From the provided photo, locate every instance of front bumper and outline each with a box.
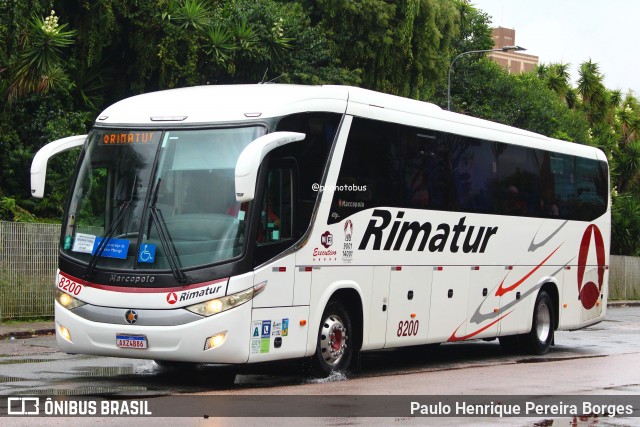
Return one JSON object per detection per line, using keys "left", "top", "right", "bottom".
{"left": 55, "top": 300, "right": 252, "bottom": 364}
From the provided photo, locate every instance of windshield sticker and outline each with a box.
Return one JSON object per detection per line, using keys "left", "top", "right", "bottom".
{"left": 92, "top": 237, "right": 130, "bottom": 259}
{"left": 72, "top": 233, "right": 97, "bottom": 254}
{"left": 137, "top": 244, "right": 156, "bottom": 263}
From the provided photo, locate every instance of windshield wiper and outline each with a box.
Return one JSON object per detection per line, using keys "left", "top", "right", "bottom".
{"left": 84, "top": 176, "right": 137, "bottom": 280}
{"left": 147, "top": 178, "right": 188, "bottom": 284}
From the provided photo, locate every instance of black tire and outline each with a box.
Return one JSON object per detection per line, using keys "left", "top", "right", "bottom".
{"left": 523, "top": 291, "right": 555, "bottom": 355}
{"left": 311, "top": 301, "right": 354, "bottom": 377}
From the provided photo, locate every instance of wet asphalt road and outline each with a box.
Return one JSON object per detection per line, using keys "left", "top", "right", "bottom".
{"left": 0, "top": 306, "right": 639, "bottom": 425}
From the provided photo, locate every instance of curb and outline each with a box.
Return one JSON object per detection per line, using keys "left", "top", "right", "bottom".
{"left": 0, "top": 328, "right": 55, "bottom": 341}
{"left": 608, "top": 300, "right": 640, "bottom": 307}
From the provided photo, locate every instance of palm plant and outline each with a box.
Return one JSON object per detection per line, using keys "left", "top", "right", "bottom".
{"left": 611, "top": 192, "right": 640, "bottom": 255}
{"left": 163, "top": 0, "right": 212, "bottom": 31}
{"left": 577, "top": 60, "right": 607, "bottom": 124}
{"left": 205, "top": 25, "right": 237, "bottom": 65}
{"left": 8, "top": 10, "right": 76, "bottom": 101}
{"left": 616, "top": 140, "right": 640, "bottom": 193}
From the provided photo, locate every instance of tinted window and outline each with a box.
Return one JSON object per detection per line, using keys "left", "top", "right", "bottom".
{"left": 452, "top": 136, "right": 497, "bottom": 213}
{"left": 329, "top": 117, "right": 608, "bottom": 224}
{"left": 274, "top": 112, "right": 341, "bottom": 237}
{"left": 497, "top": 143, "right": 542, "bottom": 217}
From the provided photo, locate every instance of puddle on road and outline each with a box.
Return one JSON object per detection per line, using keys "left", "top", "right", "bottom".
{"left": 73, "top": 366, "right": 135, "bottom": 377}
{"left": 0, "top": 358, "right": 56, "bottom": 365}
{"left": 517, "top": 354, "right": 607, "bottom": 364}
{"left": 306, "top": 370, "right": 348, "bottom": 384}
{"left": 0, "top": 375, "right": 25, "bottom": 383}
{"left": 8, "top": 385, "right": 154, "bottom": 396}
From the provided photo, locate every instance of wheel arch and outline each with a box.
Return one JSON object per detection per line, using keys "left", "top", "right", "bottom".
{"left": 306, "top": 281, "right": 364, "bottom": 357}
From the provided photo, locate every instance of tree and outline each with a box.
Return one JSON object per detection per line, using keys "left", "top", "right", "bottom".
{"left": 450, "top": 59, "right": 590, "bottom": 142}
{"left": 611, "top": 193, "right": 640, "bottom": 256}
{"left": 302, "top": 0, "right": 461, "bottom": 99}
{"left": 577, "top": 59, "right": 611, "bottom": 125}
{"left": 8, "top": 10, "right": 76, "bottom": 101}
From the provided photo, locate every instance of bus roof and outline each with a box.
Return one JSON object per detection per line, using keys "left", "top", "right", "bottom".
{"left": 96, "top": 84, "right": 606, "bottom": 162}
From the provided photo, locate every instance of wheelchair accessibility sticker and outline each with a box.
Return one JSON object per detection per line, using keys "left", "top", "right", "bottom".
{"left": 138, "top": 244, "right": 156, "bottom": 263}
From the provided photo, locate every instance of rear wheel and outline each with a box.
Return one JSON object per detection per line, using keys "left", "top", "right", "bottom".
{"left": 523, "top": 290, "right": 554, "bottom": 354}
{"left": 311, "top": 301, "right": 353, "bottom": 377}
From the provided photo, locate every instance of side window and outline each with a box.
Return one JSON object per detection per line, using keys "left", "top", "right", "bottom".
{"left": 275, "top": 112, "right": 341, "bottom": 236}
{"left": 575, "top": 158, "right": 608, "bottom": 220}
{"left": 330, "top": 118, "right": 402, "bottom": 223}
{"left": 404, "top": 129, "right": 454, "bottom": 211}
{"left": 497, "top": 143, "right": 541, "bottom": 217}
{"left": 257, "top": 168, "right": 293, "bottom": 244}
{"left": 549, "top": 153, "right": 575, "bottom": 219}
{"left": 451, "top": 136, "right": 496, "bottom": 213}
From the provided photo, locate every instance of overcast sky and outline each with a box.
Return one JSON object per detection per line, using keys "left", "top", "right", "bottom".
{"left": 472, "top": 0, "right": 640, "bottom": 96}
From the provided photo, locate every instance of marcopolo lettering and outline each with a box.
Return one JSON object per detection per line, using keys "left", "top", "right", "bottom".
{"left": 358, "top": 209, "right": 498, "bottom": 253}
{"left": 109, "top": 274, "right": 155, "bottom": 284}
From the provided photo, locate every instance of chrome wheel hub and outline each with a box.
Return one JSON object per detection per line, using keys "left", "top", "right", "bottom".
{"left": 319, "top": 314, "right": 348, "bottom": 366}
{"left": 536, "top": 301, "right": 551, "bottom": 342}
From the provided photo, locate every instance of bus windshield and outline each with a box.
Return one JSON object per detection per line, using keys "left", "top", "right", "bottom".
{"left": 62, "top": 126, "right": 264, "bottom": 274}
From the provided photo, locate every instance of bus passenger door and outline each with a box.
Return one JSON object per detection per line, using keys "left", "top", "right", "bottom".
{"left": 366, "top": 266, "right": 390, "bottom": 350}
{"left": 384, "top": 266, "right": 432, "bottom": 348}
{"left": 252, "top": 165, "right": 297, "bottom": 308}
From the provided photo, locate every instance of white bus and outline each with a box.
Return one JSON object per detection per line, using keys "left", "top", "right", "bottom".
{"left": 32, "top": 84, "right": 609, "bottom": 379}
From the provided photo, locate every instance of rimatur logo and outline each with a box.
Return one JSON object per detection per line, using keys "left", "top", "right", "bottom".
{"left": 577, "top": 224, "right": 606, "bottom": 310}
{"left": 166, "top": 292, "right": 178, "bottom": 305}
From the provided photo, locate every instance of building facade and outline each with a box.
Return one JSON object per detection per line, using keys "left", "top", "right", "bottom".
{"left": 489, "top": 27, "right": 539, "bottom": 73}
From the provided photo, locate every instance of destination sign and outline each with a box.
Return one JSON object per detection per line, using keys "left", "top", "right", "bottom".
{"left": 99, "top": 131, "right": 160, "bottom": 145}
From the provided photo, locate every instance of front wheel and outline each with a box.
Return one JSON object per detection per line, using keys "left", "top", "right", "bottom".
{"left": 523, "top": 290, "right": 555, "bottom": 354}
{"left": 311, "top": 301, "right": 354, "bottom": 377}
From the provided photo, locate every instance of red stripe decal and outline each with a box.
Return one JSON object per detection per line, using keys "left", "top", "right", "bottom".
{"left": 494, "top": 244, "right": 562, "bottom": 297}
{"left": 59, "top": 271, "right": 227, "bottom": 294}
{"left": 448, "top": 311, "right": 512, "bottom": 342}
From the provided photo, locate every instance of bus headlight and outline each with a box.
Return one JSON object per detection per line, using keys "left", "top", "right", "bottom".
{"left": 185, "top": 282, "right": 266, "bottom": 317}
{"left": 55, "top": 289, "right": 86, "bottom": 310}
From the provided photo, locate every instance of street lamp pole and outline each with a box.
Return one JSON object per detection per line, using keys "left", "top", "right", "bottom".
{"left": 447, "top": 45, "right": 526, "bottom": 111}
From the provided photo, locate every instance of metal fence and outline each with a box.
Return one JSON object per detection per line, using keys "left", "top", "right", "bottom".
{"left": 0, "top": 221, "right": 639, "bottom": 320}
{"left": 0, "top": 221, "right": 60, "bottom": 320}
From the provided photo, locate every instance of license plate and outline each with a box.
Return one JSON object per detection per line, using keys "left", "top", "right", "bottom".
{"left": 116, "top": 334, "right": 148, "bottom": 349}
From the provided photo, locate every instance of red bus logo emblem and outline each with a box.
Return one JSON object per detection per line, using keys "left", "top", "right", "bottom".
{"left": 166, "top": 292, "right": 178, "bottom": 305}
{"left": 577, "top": 224, "right": 606, "bottom": 310}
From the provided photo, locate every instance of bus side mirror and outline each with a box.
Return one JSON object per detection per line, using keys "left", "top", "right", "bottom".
{"left": 235, "top": 131, "right": 305, "bottom": 202}
{"left": 30, "top": 135, "right": 87, "bottom": 198}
